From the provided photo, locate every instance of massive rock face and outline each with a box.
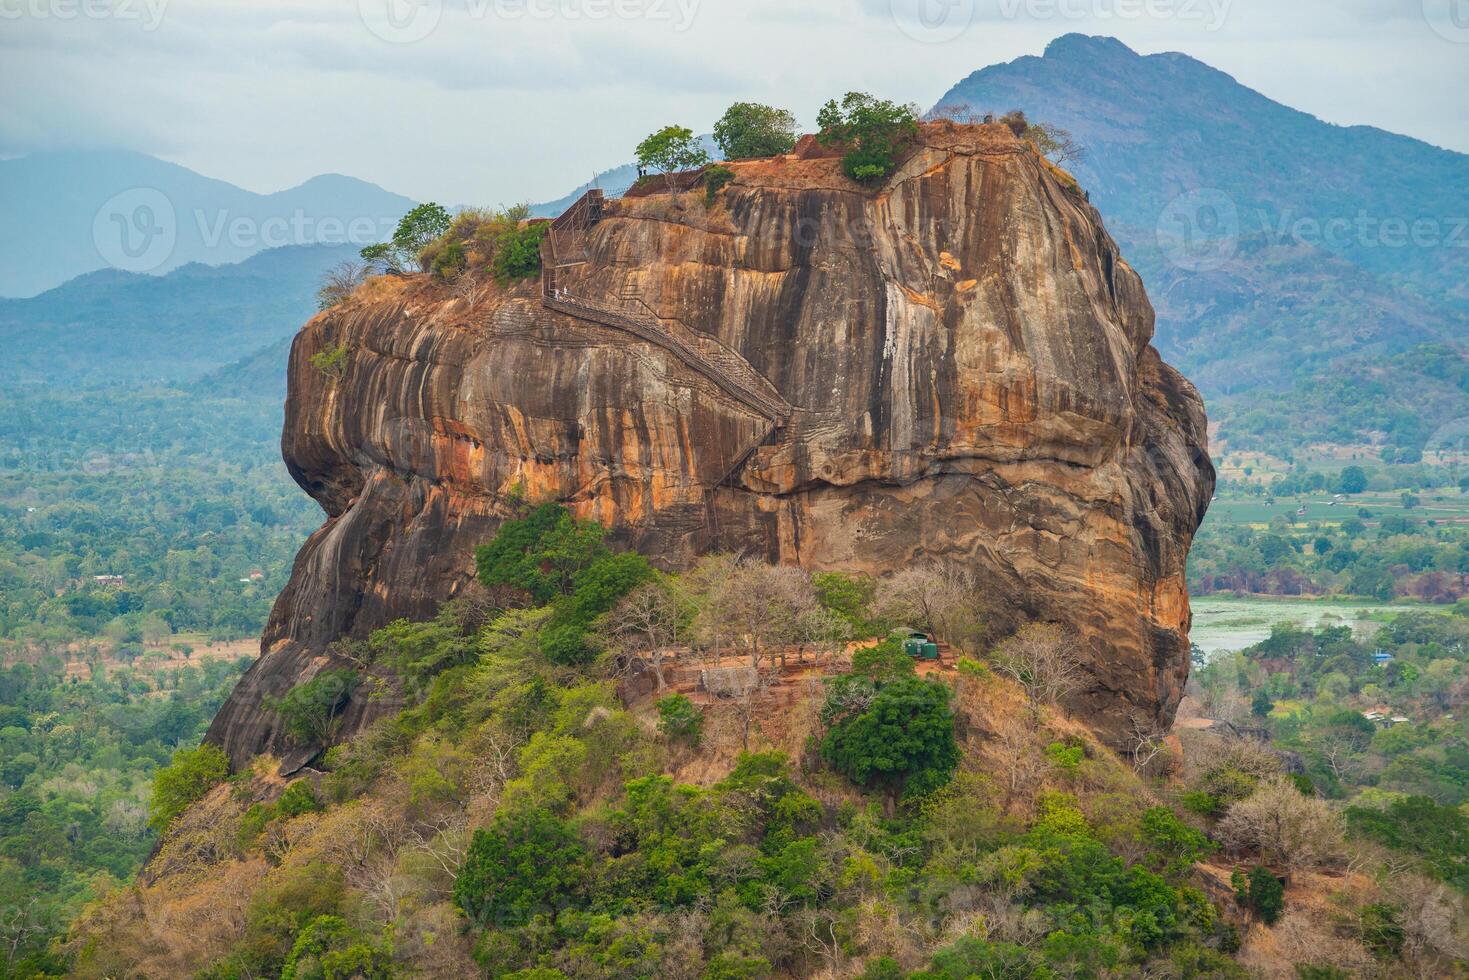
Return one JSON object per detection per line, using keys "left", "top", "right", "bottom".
{"left": 207, "top": 121, "right": 1213, "bottom": 767}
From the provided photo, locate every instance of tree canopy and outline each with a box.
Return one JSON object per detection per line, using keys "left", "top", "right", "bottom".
{"left": 816, "top": 92, "right": 920, "bottom": 185}
{"left": 359, "top": 202, "right": 452, "bottom": 272}
{"left": 712, "top": 102, "right": 798, "bottom": 160}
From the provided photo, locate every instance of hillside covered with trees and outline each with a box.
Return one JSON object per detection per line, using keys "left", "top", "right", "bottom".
{"left": 35, "top": 505, "right": 1468, "bottom": 979}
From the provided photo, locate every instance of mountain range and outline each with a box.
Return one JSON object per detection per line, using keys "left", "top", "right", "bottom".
{"left": 0, "top": 244, "right": 354, "bottom": 386}
{"left": 4, "top": 35, "right": 1465, "bottom": 453}
{"left": 934, "top": 34, "right": 1469, "bottom": 452}
{"left": 0, "top": 150, "right": 413, "bottom": 298}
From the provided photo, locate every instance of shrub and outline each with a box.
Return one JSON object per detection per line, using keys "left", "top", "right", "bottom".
{"left": 821, "top": 676, "right": 957, "bottom": 799}
{"left": 1140, "top": 806, "right": 1214, "bottom": 876}
{"left": 267, "top": 669, "right": 361, "bottom": 747}
{"left": 816, "top": 92, "right": 920, "bottom": 185}
{"left": 704, "top": 953, "right": 772, "bottom": 979}
{"left": 309, "top": 343, "right": 349, "bottom": 380}
{"left": 490, "top": 222, "right": 548, "bottom": 283}
{"left": 239, "top": 780, "right": 323, "bottom": 844}
{"left": 702, "top": 164, "right": 735, "bottom": 207}
{"left": 1232, "top": 866, "right": 1284, "bottom": 924}
{"left": 1045, "top": 741, "right": 1084, "bottom": 776}
{"left": 430, "top": 240, "right": 467, "bottom": 281}
{"left": 926, "top": 936, "right": 1054, "bottom": 979}
{"left": 1356, "top": 903, "right": 1405, "bottom": 957}
{"left": 281, "top": 914, "right": 392, "bottom": 980}
{"left": 1345, "top": 795, "right": 1469, "bottom": 890}
{"left": 655, "top": 693, "right": 703, "bottom": 744}
{"left": 712, "top": 102, "right": 798, "bottom": 160}
{"left": 149, "top": 742, "right": 230, "bottom": 832}
{"left": 315, "top": 261, "right": 367, "bottom": 310}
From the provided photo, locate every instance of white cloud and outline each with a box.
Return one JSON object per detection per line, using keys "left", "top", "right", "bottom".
{"left": 0, "top": 0, "right": 1464, "bottom": 205}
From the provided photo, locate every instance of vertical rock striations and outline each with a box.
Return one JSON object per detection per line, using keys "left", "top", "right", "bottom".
{"left": 207, "top": 121, "right": 1213, "bottom": 767}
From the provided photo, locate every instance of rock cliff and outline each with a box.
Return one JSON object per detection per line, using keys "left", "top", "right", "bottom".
{"left": 207, "top": 121, "right": 1213, "bottom": 767}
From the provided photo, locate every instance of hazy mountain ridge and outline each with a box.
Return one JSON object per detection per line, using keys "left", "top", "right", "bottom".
{"left": 0, "top": 243, "right": 354, "bottom": 386}
{"left": 0, "top": 150, "right": 415, "bottom": 298}
{"left": 934, "top": 34, "right": 1469, "bottom": 451}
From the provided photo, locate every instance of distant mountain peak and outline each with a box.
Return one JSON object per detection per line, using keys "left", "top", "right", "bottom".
{"left": 1042, "top": 32, "right": 1138, "bottom": 60}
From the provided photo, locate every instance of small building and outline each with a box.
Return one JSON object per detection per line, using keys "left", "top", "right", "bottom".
{"left": 93, "top": 574, "right": 125, "bottom": 588}
{"left": 699, "top": 665, "right": 761, "bottom": 698}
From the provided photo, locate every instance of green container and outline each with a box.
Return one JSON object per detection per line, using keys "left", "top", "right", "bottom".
{"left": 903, "top": 637, "right": 925, "bottom": 658}
{"left": 920, "top": 642, "right": 940, "bottom": 661}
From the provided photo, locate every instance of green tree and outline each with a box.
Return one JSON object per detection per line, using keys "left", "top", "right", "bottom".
{"left": 821, "top": 676, "right": 957, "bottom": 799}
{"left": 149, "top": 742, "right": 229, "bottom": 832}
{"left": 1251, "top": 688, "right": 1275, "bottom": 718}
{"left": 475, "top": 503, "right": 606, "bottom": 603}
{"left": 849, "top": 637, "right": 915, "bottom": 682}
{"left": 454, "top": 807, "right": 590, "bottom": 926}
{"left": 281, "top": 914, "right": 392, "bottom": 980}
{"left": 359, "top": 202, "right": 452, "bottom": 272}
{"left": 635, "top": 126, "right": 711, "bottom": 193}
{"left": 816, "top": 92, "right": 920, "bottom": 185}
{"left": 712, "top": 102, "right": 798, "bottom": 160}
{"left": 812, "top": 571, "right": 877, "bottom": 635}
{"left": 1336, "top": 465, "right": 1369, "bottom": 494}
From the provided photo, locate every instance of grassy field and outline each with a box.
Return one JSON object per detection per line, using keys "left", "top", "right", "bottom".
{"left": 1200, "top": 486, "right": 1469, "bottom": 531}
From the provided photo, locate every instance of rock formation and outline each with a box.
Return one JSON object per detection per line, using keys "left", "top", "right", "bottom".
{"left": 207, "top": 121, "right": 1213, "bottom": 768}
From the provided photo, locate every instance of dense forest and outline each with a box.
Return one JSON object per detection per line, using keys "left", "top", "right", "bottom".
{"left": 0, "top": 652, "right": 249, "bottom": 973}
{"left": 0, "top": 380, "right": 318, "bottom": 652}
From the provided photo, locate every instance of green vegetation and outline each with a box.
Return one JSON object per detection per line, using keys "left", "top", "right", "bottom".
{"left": 308, "top": 342, "right": 349, "bottom": 379}
{"left": 148, "top": 741, "right": 230, "bottom": 831}
{"left": 1232, "top": 867, "right": 1284, "bottom": 925}
{"left": 816, "top": 92, "right": 920, "bottom": 185}
{"left": 654, "top": 692, "right": 702, "bottom": 743}
{"left": 0, "top": 653, "right": 248, "bottom": 969}
{"left": 1346, "top": 795, "right": 1469, "bottom": 891}
{"left": 821, "top": 675, "right": 958, "bottom": 800}
{"left": 1190, "top": 461, "right": 1469, "bottom": 601}
{"left": 490, "top": 221, "right": 548, "bottom": 283}
{"left": 266, "top": 668, "right": 361, "bottom": 747}
{"left": 33, "top": 510, "right": 1469, "bottom": 975}
{"left": 634, "top": 125, "right": 711, "bottom": 192}
{"left": 702, "top": 164, "right": 735, "bottom": 207}
{"left": 474, "top": 502, "right": 652, "bottom": 666}
{"left": 1189, "top": 607, "right": 1469, "bottom": 916}
{"left": 0, "top": 387, "right": 317, "bottom": 650}
{"left": 712, "top": 102, "right": 798, "bottom": 160}
{"left": 359, "top": 202, "right": 452, "bottom": 273}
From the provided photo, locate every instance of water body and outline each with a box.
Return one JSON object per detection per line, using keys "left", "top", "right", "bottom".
{"left": 1189, "top": 596, "right": 1423, "bottom": 657}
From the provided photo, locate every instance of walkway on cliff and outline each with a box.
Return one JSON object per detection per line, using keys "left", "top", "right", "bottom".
{"left": 539, "top": 189, "right": 793, "bottom": 430}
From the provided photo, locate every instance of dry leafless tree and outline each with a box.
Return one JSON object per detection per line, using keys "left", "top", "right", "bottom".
{"left": 991, "top": 623, "right": 1084, "bottom": 720}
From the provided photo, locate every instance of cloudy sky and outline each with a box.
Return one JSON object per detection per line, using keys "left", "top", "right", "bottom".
{"left": 2, "top": 0, "right": 1467, "bottom": 205}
